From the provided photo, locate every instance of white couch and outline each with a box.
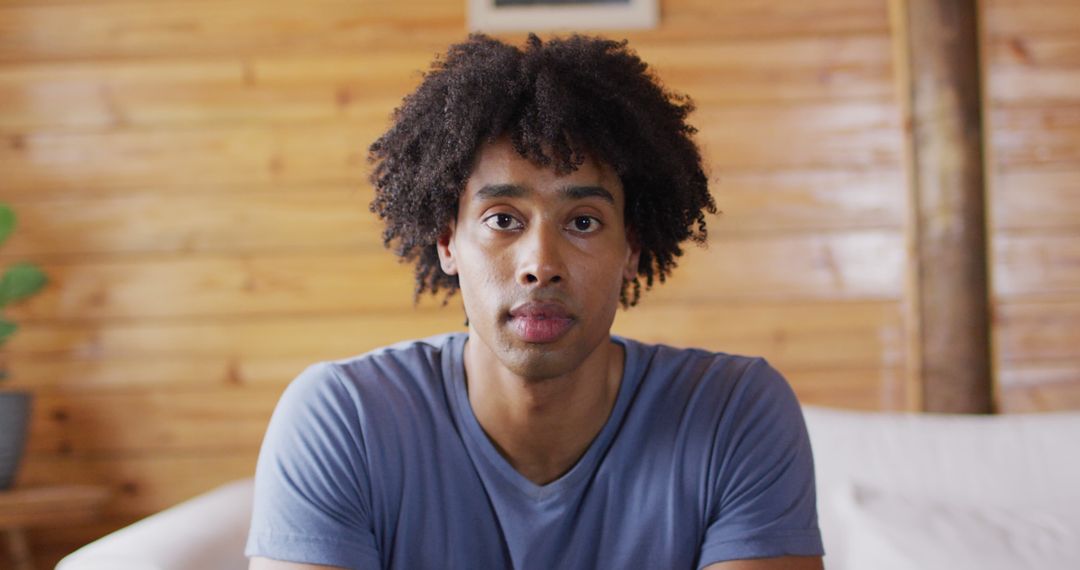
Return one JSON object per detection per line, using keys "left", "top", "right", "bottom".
{"left": 57, "top": 406, "right": 1080, "bottom": 570}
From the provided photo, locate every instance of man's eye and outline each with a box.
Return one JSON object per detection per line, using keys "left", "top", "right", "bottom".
{"left": 569, "top": 216, "right": 601, "bottom": 233}
{"left": 482, "top": 213, "right": 523, "bottom": 231}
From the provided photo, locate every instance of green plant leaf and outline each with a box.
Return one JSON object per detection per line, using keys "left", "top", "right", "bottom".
{"left": 0, "top": 204, "right": 14, "bottom": 247}
{"left": 0, "top": 262, "right": 47, "bottom": 307}
{"left": 0, "top": 318, "right": 15, "bottom": 345}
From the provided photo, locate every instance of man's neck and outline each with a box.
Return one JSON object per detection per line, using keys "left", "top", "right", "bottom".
{"left": 463, "top": 335, "right": 625, "bottom": 486}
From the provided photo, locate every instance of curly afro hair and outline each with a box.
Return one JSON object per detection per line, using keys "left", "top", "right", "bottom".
{"left": 368, "top": 33, "right": 715, "bottom": 307}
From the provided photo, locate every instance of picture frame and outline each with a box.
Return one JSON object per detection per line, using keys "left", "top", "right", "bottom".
{"left": 467, "top": 0, "right": 658, "bottom": 32}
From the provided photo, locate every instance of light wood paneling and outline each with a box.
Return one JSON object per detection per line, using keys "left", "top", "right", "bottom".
{"left": 991, "top": 106, "right": 1080, "bottom": 167}
{"left": 0, "top": 36, "right": 895, "bottom": 132}
{"left": 983, "top": 1, "right": 1080, "bottom": 36}
{"left": 4, "top": 300, "right": 902, "bottom": 389}
{"left": 995, "top": 301, "right": 1080, "bottom": 363}
{"left": 984, "top": 0, "right": 1080, "bottom": 411}
{"left": 2, "top": 186, "right": 382, "bottom": 257}
{"left": 993, "top": 233, "right": 1080, "bottom": 298}
{"left": 18, "top": 453, "right": 258, "bottom": 517}
{"left": 27, "top": 387, "right": 279, "bottom": 455}
{"left": 4, "top": 232, "right": 903, "bottom": 323}
{"left": 0, "top": 0, "right": 888, "bottom": 63}
{"left": 0, "top": 170, "right": 905, "bottom": 259}
{"left": 0, "top": 0, "right": 915, "bottom": 560}
{"left": 998, "top": 364, "right": 1080, "bottom": 413}
{"left": 991, "top": 170, "right": 1080, "bottom": 231}
{"left": 0, "top": 102, "right": 901, "bottom": 198}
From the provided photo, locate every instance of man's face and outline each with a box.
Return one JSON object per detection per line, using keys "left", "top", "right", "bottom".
{"left": 437, "top": 138, "right": 640, "bottom": 381}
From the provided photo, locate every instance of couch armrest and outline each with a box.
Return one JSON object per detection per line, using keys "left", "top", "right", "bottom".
{"left": 57, "top": 478, "right": 254, "bottom": 570}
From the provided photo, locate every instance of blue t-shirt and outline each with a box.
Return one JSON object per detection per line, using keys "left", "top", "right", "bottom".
{"left": 246, "top": 333, "right": 823, "bottom": 569}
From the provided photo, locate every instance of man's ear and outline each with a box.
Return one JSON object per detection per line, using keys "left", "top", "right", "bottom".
{"left": 623, "top": 226, "right": 641, "bottom": 281}
{"left": 436, "top": 222, "right": 459, "bottom": 276}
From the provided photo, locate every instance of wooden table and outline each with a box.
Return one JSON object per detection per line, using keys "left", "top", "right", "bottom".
{"left": 0, "top": 485, "right": 110, "bottom": 570}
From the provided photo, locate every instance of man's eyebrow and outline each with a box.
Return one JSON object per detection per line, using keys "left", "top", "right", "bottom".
{"left": 561, "top": 185, "right": 615, "bottom": 204}
{"left": 475, "top": 184, "right": 527, "bottom": 200}
{"left": 473, "top": 183, "right": 615, "bottom": 204}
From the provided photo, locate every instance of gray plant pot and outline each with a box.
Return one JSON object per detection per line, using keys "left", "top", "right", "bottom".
{"left": 0, "top": 390, "right": 32, "bottom": 490}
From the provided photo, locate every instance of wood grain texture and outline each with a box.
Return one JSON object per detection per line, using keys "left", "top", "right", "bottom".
{"left": 3, "top": 300, "right": 903, "bottom": 388}
{"left": 991, "top": 105, "right": 1080, "bottom": 167}
{"left": 0, "top": 0, "right": 922, "bottom": 560}
{"left": 0, "top": 485, "right": 110, "bottom": 529}
{"left": 901, "top": 0, "right": 993, "bottom": 413}
{"left": 995, "top": 301, "right": 1080, "bottom": 363}
{"left": 998, "top": 364, "right": 1080, "bottom": 413}
{"left": 0, "top": 102, "right": 902, "bottom": 198}
{"left": 993, "top": 232, "right": 1080, "bottom": 298}
{"left": 26, "top": 387, "right": 280, "bottom": 455}
{"left": 0, "top": 0, "right": 889, "bottom": 63}
{"left": 990, "top": 169, "right": 1080, "bottom": 231}
{"left": 984, "top": 0, "right": 1080, "bottom": 412}
{"left": 18, "top": 452, "right": 258, "bottom": 516}
{"left": 0, "top": 170, "right": 906, "bottom": 258}
{"left": 0, "top": 36, "right": 896, "bottom": 132}
{"left": 983, "top": 1, "right": 1080, "bottom": 36}
{"left": 1, "top": 232, "right": 904, "bottom": 323}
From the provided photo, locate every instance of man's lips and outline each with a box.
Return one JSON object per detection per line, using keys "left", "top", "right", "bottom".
{"left": 507, "top": 302, "right": 574, "bottom": 343}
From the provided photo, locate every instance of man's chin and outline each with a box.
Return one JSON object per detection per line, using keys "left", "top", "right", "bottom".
{"left": 499, "top": 343, "right": 580, "bottom": 382}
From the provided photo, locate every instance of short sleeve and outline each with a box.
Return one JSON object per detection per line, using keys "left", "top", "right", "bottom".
{"left": 245, "top": 362, "right": 381, "bottom": 569}
{"left": 697, "top": 359, "right": 824, "bottom": 568}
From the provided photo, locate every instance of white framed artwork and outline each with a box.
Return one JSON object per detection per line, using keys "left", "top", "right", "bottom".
{"left": 468, "top": 0, "right": 658, "bottom": 32}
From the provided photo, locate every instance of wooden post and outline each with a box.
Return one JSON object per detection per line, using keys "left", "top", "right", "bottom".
{"left": 896, "top": 0, "right": 994, "bottom": 413}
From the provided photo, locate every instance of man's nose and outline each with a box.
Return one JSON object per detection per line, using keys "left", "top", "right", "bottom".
{"left": 517, "top": 223, "right": 566, "bottom": 287}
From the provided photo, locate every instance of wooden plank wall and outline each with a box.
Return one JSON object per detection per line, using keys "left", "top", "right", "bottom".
{"left": 983, "top": 0, "right": 1080, "bottom": 412}
{"left": 9, "top": 0, "right": 1058, "bottom": 562}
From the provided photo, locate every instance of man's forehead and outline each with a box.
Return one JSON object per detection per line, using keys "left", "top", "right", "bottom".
{"left": 465, "top": 138, "right": 623, "bottom": 201}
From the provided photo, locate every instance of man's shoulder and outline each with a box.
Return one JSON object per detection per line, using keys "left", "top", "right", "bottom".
{"left": 282, "top": 332, "right": 463, "bottom": 408}
{"left": 617, "top": 335, "right": 796, "bottom": 417}
{"left": 336, "top": 332, "right": 459, "bottom": 363}
{"left": 617, "top": 335, "right": 769, "bottom": 383}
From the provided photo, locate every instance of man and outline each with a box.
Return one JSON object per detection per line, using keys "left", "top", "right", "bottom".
{"left": 247, "top": 34, "right": 824, "bottom": 570}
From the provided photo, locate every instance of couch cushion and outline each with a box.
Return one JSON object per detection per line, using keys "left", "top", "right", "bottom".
{"left": 838, "top": 484, "right": 1080, "bottom": 570}
{"left": 802, "top": 406, "right": 1080, "bottom": 570}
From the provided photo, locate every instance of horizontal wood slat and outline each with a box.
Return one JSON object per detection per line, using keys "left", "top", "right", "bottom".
{"left": 983, "top": 2, "right": 1080, "bottom": 36}
{"left": 998, "top": 364, "right": 1080, "bottom": 413}
{"left": 995, "top": 301, "right": 1080, "bottom": 363}
{"left": 990, "top": 105, "right": 1080, "bottom": 167}
{"left": 0, "top": 170, "right": 906, "bottom": 258}
{"left": 697, "top": 102, "right": 903, "bottom": 169}
{"left": 26, "top": 387, "right": 279, "bottom": 455}
{"left": 989, "top": 68, "right": 1080, "bottom": 105}
{"left": 0, "top": 36, "right": 897, "bottom": 131}
{"left": 613, "top": 301, "right": 905, "bottom": 368}
{"left": 0, "top": 101, "right": 903, "bottom": 197}
{"left": 0, "top": 1, "right": 464, "bottom": 63}
{"left": 0, "top": 123, "right": 378, "bottom": 196}
{"left": 643, "top": 35, "right": 894, "bottom": 104}
{"left": 712, "top": 169, "right": 906, "bottom": 233}
{"left": 23, "top": 360, "right": 908, "bottom": 456}
{"left": 993, "top": 232, "right": 1080, "bottom": 298}
{"left": 3, "top": 232, "right": 904, "bottom": 320}
{"left": 988, "top": 35, "right": 1080, "bottom": 69}
{"left": 4, "top": 300, "right": 903, "bottom": 389}
{"left": 789, "top": 368, "right": 908, "bottom": 411}
{"left": 18, "top": 452, "right": 257, "bottom": 517}
{"left": 0, "top": 0, "right": 889, "bottom": 63}
{"left": 990, "top": 169, "right": 1080, "bottom": 231}
{"left": 0, "top": 56, "right": 420, "bottom": 131}
{"left": 3, "top": 187, "right": 381, "bottom": 257}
